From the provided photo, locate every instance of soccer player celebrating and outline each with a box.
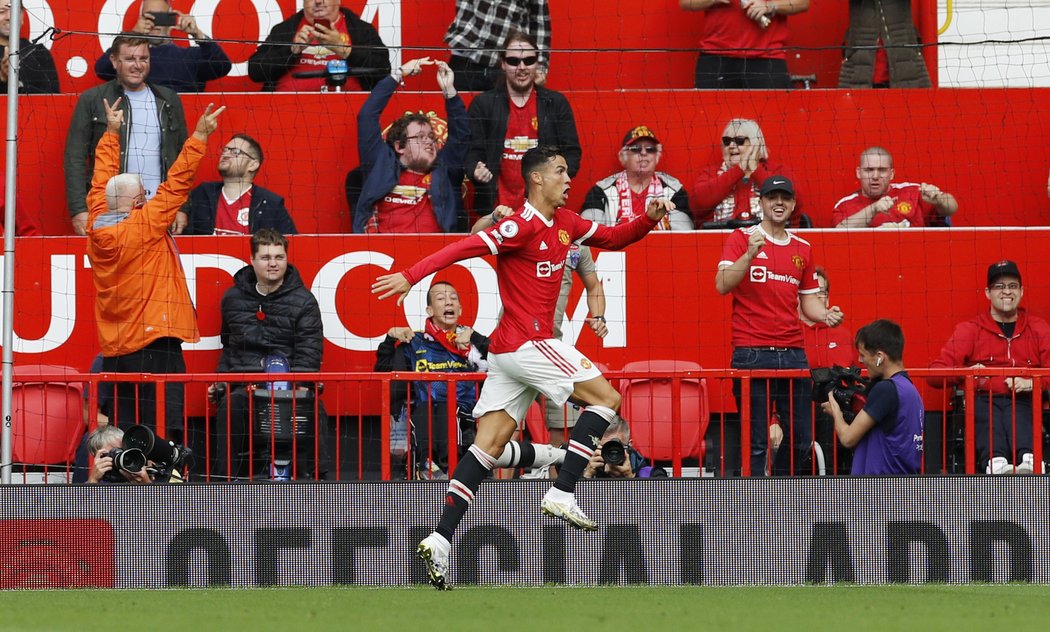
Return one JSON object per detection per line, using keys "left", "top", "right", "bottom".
{"left": 373, "top": 145, "right": 672, "bottom": 590}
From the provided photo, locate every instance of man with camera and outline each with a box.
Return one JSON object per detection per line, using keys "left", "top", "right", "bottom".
{"left": 93, "top": 0, "right": 231, "bottom": 92}
{"left": 211, "top": 228, "right": 326, "bottom": 481}
{"left": 85, "top": 425, "right": 189, "bottom": 484}
{"left": 582, "top": 417, "right": 665, "bottom": 479}
{"left": 929, "top": 260, "right": 1050, "bottom": 474}
{"left": 821, "top": 319, "right": 923, "bottom": 476}
{"left": 716, "top": 175, "right": 844, "bottom": 476}
{"left": 354, "top": 57, "right": 469, "bottom": 233}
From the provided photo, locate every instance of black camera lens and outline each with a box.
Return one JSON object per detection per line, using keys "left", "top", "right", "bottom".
{"left": 600, "top": 439, "right": 627, "bottom": 466}
{"left": 107, "top": 448, "right": 146, "bottom": 474}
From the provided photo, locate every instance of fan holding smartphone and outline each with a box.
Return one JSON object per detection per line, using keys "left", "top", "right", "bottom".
{"left": 249, "top": 1, "right": 390, "bottom": 92}
{"left": 92, "top": 0, "right": 232, "bottom": 92}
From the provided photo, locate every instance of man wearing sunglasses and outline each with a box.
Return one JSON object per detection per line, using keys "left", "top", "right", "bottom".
{"left": 465, "top": 30, "right": 581, "bottom": 218}
{"left": 929, "top": 260, "right": 1050, "bottom": 474}
{"left": 444, "top": 0, "right": 550, "bottom": 92}
{"left": 833, "top": 146, "right": 958, "bottom": 228}
{"left": 178, "top": 134, "right": 297, "bottom": 235}
{"left": 582, "top": 125, "right": 693, "bottom": 230}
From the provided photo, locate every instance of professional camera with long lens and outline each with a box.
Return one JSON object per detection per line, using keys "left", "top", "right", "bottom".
{"left": 120, "top": 425, "right": 192, "bottom": 482}
{"left": 811, "top": 365, "right": 870, "bottom": 423}
{"left": 600, "top": 439, "right": 627, "bottom": 467}
{"left": 100, "top": 447, "right": 147, "bottom": 482}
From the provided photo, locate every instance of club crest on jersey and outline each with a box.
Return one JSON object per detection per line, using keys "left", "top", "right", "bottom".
{"left": 897, "top": 201, "right": 913, "bottom": 215}
{"left": 792, "top": 255, "right": 804, "bottom": 271}
{"left": 499, "top": 221, "right": 519, "bottom": 238}
{"left": 531, "top": 116, "right": 539, "bottom": 131}
{"left": 580, "top": 358, "right": 592, "bottom": 369}
{"left": 422, "top": 173, "right": 432, "bottom": 187}
{"left": 558, "top": 229, "right": 570, "bottom": 245}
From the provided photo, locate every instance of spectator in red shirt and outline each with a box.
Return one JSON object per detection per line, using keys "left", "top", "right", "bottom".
{"left": 928, "top": 260, "right": 1050, "bottom": 474}
{"left": 716, "top": 175, "right": 844, "bottom": 476}
{"left": 692, "top": 118, "right": 800, "bottom": 228}
{"left": 832, "top": 146, "right": 957, "bottom": 228}
{"left": 680, "top": 0, "right": 810, "bottom": 89}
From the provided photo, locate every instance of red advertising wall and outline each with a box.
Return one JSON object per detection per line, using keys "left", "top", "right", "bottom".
{"left": 17, "top": 0, "right": 936, "bottom": 94}
{"left": 8, "top": 229, "right": 1050, "bottom": 415}
{"left": 10, "top": 87, "right": 1050, "bottom": 236}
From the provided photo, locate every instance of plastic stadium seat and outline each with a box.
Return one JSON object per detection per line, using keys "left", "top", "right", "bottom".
{"left": 9, "top": 365, "right": 84, "bottom": 467}
{"left": 619, "top": 360, "right": 710, "bottom": 462}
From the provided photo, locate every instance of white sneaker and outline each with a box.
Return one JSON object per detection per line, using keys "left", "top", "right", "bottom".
{"left": 520, "top": 465, "right": 551, "bottom": 479}
{"left": 541, "top": 488, "right": 597, "bottom": 531}
{"left": 987, "top": 456, "right": 1014, "bottom": 475}
{"left": 417, "top": 533, "right": 451, "bottom": 591}
{"left": 1016, "top": 453, "right": 1035, "bottom": 474}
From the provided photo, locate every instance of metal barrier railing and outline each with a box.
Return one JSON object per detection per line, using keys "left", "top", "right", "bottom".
{"left": 2, "top": 367, "right": 1047, "bottom": 483}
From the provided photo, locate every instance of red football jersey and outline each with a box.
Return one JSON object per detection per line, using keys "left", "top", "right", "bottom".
{"left": 698, "top": 5, "right": 791, "bottom": 60}
{"left": 213, "top": 187, "right": 252, "bottom": 235}
{"left": 801, "top": 321, "right": 856, "bottom": 369}
{"left": 370, "top": 170, "right": 440, "bottom": 233}
{"left": 832, "top": 182, "right": 933, "bottom": 228}
{"left": 719, "top": 225, "right": 819, "bottom": 348}
{"left": 497, "top": 93, "right": 538, "bottom": 209}
{"left": 402, "top": 202, "right": 657, "bottom": 354}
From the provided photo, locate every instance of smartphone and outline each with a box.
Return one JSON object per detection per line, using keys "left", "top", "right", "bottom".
{"left": 314, "top": 18, "right": 331, "bottom": 29}
{"left": 148, "top": 11, "right": 178, "bottom": 27}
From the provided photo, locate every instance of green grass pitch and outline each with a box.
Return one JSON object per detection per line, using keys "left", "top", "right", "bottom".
{"left": 2, "top": 585, "right": 1050, "bottom": 631}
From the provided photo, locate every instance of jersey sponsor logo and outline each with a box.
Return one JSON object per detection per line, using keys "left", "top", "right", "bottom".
{"left": 897, "top": 201, "right": 913, "bottom": 216}
{"left": 415, "top": 358, "right": 428, "bottom": 372}
{"left": 750, "top": 266, "right": 767, "bottom": 282}
{"left": 756, "top": 251, "right": 768, "bottom": 259}
{"left": 791, "top": 254, "right": 804, "bottom": 271}
{"left": 536, "top": 260, "right": 565, "bottom": 277}
{"left": 539, "top": 240, "right": 548, "bottom": 250}
{"left": 568, "top": 244, "right": 580, "bottom": 269}
{"left": 504, "top": 136, "right": 538, "bottom": 153}
{"left": 499, "top": 221, "right": 519, "bottom": 238}
{"left": 558, "top": 229, "right": 570, "bottom": 246}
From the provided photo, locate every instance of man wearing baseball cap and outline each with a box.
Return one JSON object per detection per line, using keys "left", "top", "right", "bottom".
{"left": 930, "top": 260, "right": 1050, "bottom": 474}
{"left": 716, "top": 175, "right": 845, "bottom": 476}
{"left": 581, "top": 125, "right": 692, "bottom": 230}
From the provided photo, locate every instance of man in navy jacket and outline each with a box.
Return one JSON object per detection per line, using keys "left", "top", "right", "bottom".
{"left": 354, "top": 57, "right": 470, "bottom": 233}
{"left": 178, "top": 133, "right": 296, "bottom": 235}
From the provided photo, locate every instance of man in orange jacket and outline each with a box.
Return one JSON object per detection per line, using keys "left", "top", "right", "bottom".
{"left": 87, "top": 97, "right": 224, "bottom": 433}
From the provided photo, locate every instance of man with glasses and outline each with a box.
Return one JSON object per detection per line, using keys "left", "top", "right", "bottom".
{"left": 716, "top": 175, "right": 845, "bottom": 476}
{"left": 0, "top": 0, "right": 60, "bottom": 94}
{"left": 354, "top": 56, "right": 468, "bottom": 233}
{"left": 582, "top": 125, "right": 692, "bottom": 230}
{"left": 833, "top": 146, "right": 958, "bottom": 228}
{"left": 178, "top": 134, "right": 296, "bottom": 235}
{"left": 465, "top": 30, "right": 581, "bottom": 217}
{"left": 929, "top": 260, "right": 1050, "bottom": 474}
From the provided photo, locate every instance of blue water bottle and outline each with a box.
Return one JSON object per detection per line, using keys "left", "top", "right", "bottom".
{"left": 263, "top": 353, "right": 291, "bottom": 390}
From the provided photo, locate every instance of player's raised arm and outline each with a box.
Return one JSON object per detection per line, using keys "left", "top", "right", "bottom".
{"left": 372, "top": 272, "right": 412, "bottom": 305}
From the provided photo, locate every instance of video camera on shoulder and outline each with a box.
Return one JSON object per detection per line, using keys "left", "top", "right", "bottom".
{"left": 102, "top": 425, "right": 191, "bottom": 483}
{"left": 811, "top": 365, "right": 869, "bottom": 423}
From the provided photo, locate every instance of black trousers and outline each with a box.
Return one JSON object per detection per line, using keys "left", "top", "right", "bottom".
{"left": 102, "top": 337, "right": 185, "bottom": 436}
{"left": 974, "top": 394, "right": 1034, "bottom": 465}
{"left": 694, "top": 54, "right": 792, "bottom": 89}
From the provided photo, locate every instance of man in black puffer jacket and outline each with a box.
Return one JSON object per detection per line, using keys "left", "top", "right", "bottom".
{"left": 210, "top": 228, "right": 327, "bottom": 481}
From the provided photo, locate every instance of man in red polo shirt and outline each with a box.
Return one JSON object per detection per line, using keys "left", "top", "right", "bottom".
{"left": 833, "top": 146, "right": 958, "bottom": 228}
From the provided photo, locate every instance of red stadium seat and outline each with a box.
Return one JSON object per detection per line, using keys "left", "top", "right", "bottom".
{"left": 619, "top": 360, "right": 709, "bottom": 463}
{"left": 9, "top": 365, "right": 84, "bottom": 468}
